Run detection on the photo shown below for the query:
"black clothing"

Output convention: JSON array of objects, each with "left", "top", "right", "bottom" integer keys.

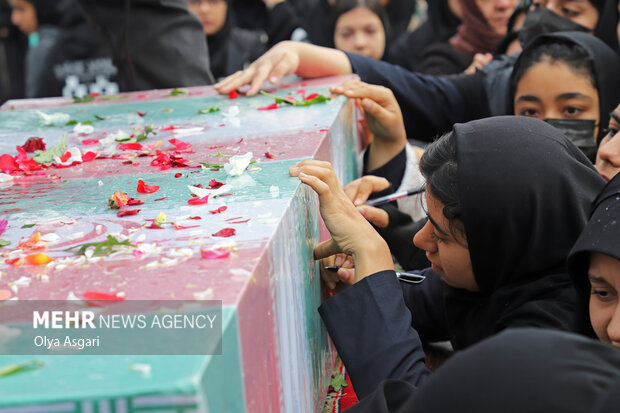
[
  {"left": 412, "top": 42, "right": 472, "bottom": 75},
  {"left": 34, "top": 0, "right": 119, "bottom": 98},
  {"left": 346, "top": 52, "right": 486, "bottom": 142},
  {"left": 207, "top": 8, "right": 267, "bottom": 80},
  {"left": 386, "top": 0, "right": 460, "bottom": 72},
  {"left": 510, "top": 31, "right": 620, "bottom": 146},
  {"left": 569, "top": 173, "right": 620, "bottom": 337},
  {"left": 0, "top": 1, "right": 27, "bottom": 103},
  {"left": 318, "top": 116, "right": 603, "bottom": 398},
  {"left": 77, "top": 0, "right": 214, "bottom": 91},
  {"left": 448, "top": 116, "right": 604, "bottom": 348},
  {"left": 348, "top": 328, "right": 620, "bottom": 413}
]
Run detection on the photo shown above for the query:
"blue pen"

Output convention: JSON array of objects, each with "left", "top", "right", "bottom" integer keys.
[{"left": 365, "top": 185, "right": 426, "bottom": 207}]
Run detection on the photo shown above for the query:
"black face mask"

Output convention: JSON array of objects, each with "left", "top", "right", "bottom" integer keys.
[
  {"left": 544, "top": 118, "right": 597, "bottom": 161},
  {"left": 519, "top": 9, "right": 591, "bottom": 47}
]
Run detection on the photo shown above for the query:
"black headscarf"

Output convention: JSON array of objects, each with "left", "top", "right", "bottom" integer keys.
[
  {"left": 593, "top": 0, "right": 620, "bottom": 52},
  {"left": 446, "top": 116, "right": 605, "bottom": 349},
  {"left": 568, "top": 173, "right": 620, "bottom": 337},
  {"left": 348, "top": 328, "right": 620, "bottom": 413},
  {"left": 510, "top": 31, "right": 620, "bottom": 145},
  {"left": 29, "top": 0, "right": 62, "bottom": 26}
]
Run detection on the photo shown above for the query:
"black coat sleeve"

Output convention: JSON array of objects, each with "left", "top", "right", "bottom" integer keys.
[
  {"left": 346, "top": 52, "right": 489, "bottom": 142},
  {"left": 318, "top": 270, "right": 435, "bottom": 399},
  {"left": 346, "top": 379, "right": 419, "bottom": 413}
]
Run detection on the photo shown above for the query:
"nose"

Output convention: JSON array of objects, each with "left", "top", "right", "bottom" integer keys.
[
  {"left": 597, "top": 132, "right": 620, "bottom": 166},
  {"left": 413, "top": 219, "right": 437, "bottom": 253},
  {"left": 607, "top": 304, "right": 620, "bottom": 346},
  {"left": 353, "top": 31, "right": 367, "bottom": 50},
  {"left": 494, "top": 0, "right": 512, "bottom": 9},
  {"left": 10, "top": 10, "right": 19, "bottom": 27}
]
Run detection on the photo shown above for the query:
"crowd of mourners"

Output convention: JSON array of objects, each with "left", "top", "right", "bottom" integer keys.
[{"left": 2, "top": 0, "right": 620, "bottom": 410}]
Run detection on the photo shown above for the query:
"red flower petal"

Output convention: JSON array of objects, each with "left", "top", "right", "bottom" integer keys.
[
  {"left": 60, "top": 151, "right": 72, "bottom": 163},
  {"left": 118, "top": 143, "right": 143, "bottom": 150},
  {"left": 137, "top": 110, "right": 147, "bottom": 117},
  {"left": 168, "top": 138, "right": 192, "bottom": 152},
  {"left": 212, "top": 228, "right": 236, "bottom": 237},
  {"left": 236, "top": 138, "right": 244, "bottom": 144},
  {"left": 189, "top": 216, "right": 202, "bottom": 220},
  {"left": 137, "top": 179, "right": 159, "bottom": 193},
  {"left": 188, "top": 195, "right": 209, "bottom": 205},
  {"left": 209, "top": 206, "right": 228, "bottom": 214},
  {"left": 82, "top": 139, "right": 99, "bottom": 146},
  {"left": 117, "top": 209, "right": 140, "bottom": 217},
  {"left": 171, "top": 223, "right": 200, "bottom": 230},
  {"left": 230, "top": 219, "right": 250, "bottom": 224},
  {"left": 265, "top": 152, "right": 274, "bottom": 159},
  {"left": 175, "top": 173, "right": 183, "bottom": 178},
  {"left": 127, "top": 199, "right": 144, "bottom": 206},
  {"left": 304, "top": 93, "right": 319, "bottom": 100},
  {"left": 228, "top": 90, "right": 238, "bottom": 99},
  {"left": 161, "top": 125, "right": 179, "bottom": 131},
  {"left": 81, "top": 152, "right": 97, "bottom": 162},
  {"left": 208, "top": 179, "right": 224, "bottom": 189},
  {"left": 83, "top": 291, "right": 125, "bottom": 306},
  {"left": 0, "top": 154, "right": 18, "bottom": 174},
  {"left": 154, "top": 197, "right": 167, "bottom": 201},
  {"left": 201, "top": 247, "right": 230, "bottom": 259},
  {"left": 258, "top": 103, "right": 279, "bottom": 111},
  {"left": 5, "top": 257, "right": 20, "bottom": 266}
]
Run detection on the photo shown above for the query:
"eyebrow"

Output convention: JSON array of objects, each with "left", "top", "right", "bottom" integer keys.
[
  {"left": 515, "top": 95, "right": 540, "bottom": 104},
  {"left": 426, "top": 213, "right": 450, "bottom": 237},
  {"left": 556, "top": 92, "right": 591, "bottom": 101},
  {"left": 589, "top": 275, "right": 612, "bottom": 286}
]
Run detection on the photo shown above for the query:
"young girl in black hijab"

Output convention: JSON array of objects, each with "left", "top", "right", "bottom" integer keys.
[
  {"left": 346, "top": 169, "right": 620, "bottom": 413},
  {"left": 289, "top": 116, "right": 605, "bottom": 399}
]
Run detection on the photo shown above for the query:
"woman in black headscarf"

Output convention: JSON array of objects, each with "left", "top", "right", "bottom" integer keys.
[
  {"left": 188, "top": 0, "right": 267, "bottom": 80},
  {"left": 289, "top": 116, "right": 605, "bottom": 399},
  {"left": 510, "top": 31, "right": 620, "bottom": 161},
  {"left": 569, "top": 173, "right": 620, "bottom": 341}
]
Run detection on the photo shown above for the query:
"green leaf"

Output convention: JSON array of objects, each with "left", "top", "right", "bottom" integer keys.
[
  {"left": 168, "top": 88, "right": 188, "bottom": 97},
  {"left": 94, "top": 114, "right": 105, "bottom": 121},
  {"left": 81, "top": 120, "right": 94, "bottom": 126},
  {"left": 0, "top": 361, "right": 44, "bottom": 378},
  {"left": 33, "top": 135, "right": 67, "bottom": 164},
  {"left": 65, "top": 120, "right": 78, "bottom": 126},
  {"left": 73, "top": 95, "right": 95, "bottom": 104},
  {"left": 117, "top": 125, "right": 156, "bottom": 143},
  {"left": 293, "top": 95, "right": 331, "bottom": 106},
  {"left": 0, "top": 239, "right": 10, "bottom": 247},
  {"left": 65, "top": 234, "right": 136, "bottom": 256},
  {"left": 199, "top": 162, "right": 224, "bottom": 169},
  {"left": 21, "top": 224, "right": 34, "bottom": 229},
  {"left": 330, "top": 373, "right": 348, "bottom": 392},
  {"left": 260, "top": 90, "right": 294, "bottom": 105},
  {"left": 210, "top": 149, "right": 232, "bottom": 158},
  {"left": 197, "top": 105, "right": 220, "bottom": 114}
]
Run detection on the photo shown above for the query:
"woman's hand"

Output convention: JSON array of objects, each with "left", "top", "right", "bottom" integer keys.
[
  {"left": 344, "top": 175, "right": 391, "bottom": 228},
  {"left": 330, "top": 80, "right": 406, "bottom": 145},
  {"left": 215, "top": 41, "right": 301, "bottom": 96},
  {"left": 290, "top": 160, "right": 393, "bottom": 280},
  {"left": 321, "top": 254, "right": 356, "bottom": 291},
  {"left": 215, "top": 41, "right": 352, "bottom": 96}
]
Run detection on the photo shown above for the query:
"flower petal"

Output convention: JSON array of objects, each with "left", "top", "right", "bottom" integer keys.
[
  {"left": 212, "top": 228, "right": 236, "bottom": 237},
  {"left": 201, "top": 247, "right": 230, "bottom": 259},
  {"left": 137, "top": 179, "right": 159, "bottom": 193}
]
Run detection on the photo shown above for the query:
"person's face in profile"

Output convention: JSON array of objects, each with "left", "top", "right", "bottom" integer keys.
[
  {"left": 596, "top": 104, "right": 620, "bottom": 182},
  {"left": 513, "top": 59, "right": 600, "bottom": 138},
  {"left": 188, "top": 0, "right": 228, "bottom": 36},
  {"left": 589, "top": 253, "right": 620, "bottom": 349},
  {"left": 413, "top": 190, "right": 478, "bottom": 292},
  {"left": 9, "top": 0, "right": 37, "bottom": 36},
  {"left": 333, "top": 6, "right": 386, "bottom": 60}
]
